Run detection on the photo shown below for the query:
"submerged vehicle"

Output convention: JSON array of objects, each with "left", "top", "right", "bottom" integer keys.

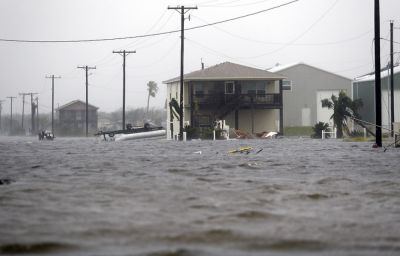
[
  {"left": 95, "top": 122, "right": 166, "bottom": 141},
  {"left": 38, "top": 130, "right": 55, "bottom": 141}
]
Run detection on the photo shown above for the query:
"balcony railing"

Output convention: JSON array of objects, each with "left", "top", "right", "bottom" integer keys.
[{"left": 191, "top": 93, "right": 281, "bottom": 107}]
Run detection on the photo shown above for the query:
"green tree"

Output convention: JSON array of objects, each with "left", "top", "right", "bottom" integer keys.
[
  {"left": 146, "top": 81, "right": 158, "bottom": 117},
  {"left": 321, "top": 90, "right": 363, "bottom": 138}
]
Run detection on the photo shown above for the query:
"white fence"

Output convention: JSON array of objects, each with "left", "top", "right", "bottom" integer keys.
[{"left": 322, "top": 128, "right": 337, "bottom": 139}]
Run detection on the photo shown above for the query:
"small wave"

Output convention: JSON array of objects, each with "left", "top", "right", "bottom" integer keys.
[
  {"left": 165, "top": 229, "right": 239, "bottom": 244},
  {"left": 238, "top": 162, "right": 261, "bottom": 170},
  {"left": 315, "top": 177, "right": 354, "bottom": 185},
  {"left": 260, "top": 184, "right": 289, "bottom": 194},
  {"left": 250, "top": 239, "right": 328, "bottom": 251},
  {"left": 143, "top": 248, "right": 199, "bottom": 256},
  {"left": 167, "top": 168, "right": 191, "bottom": 174},
  {"left": 234, "top": 210, "right": 281, "bottom": 220},
  {"left": 304, "top": 193, "right": 330, "bottom": 200},
  {"left": 0, "top": 242, "right": 75, "bottom": 254},
  {"left": 0, "top": 178, "right": 15, "bottom": 185}
]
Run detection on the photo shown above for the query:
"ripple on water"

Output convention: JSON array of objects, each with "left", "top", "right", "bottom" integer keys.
[
  {"left": 0, "top": 242, "right": 76, "bottom": 254},
  {"left": 143, "top": 248, "right": 199, "bottom": 256},
  {"left": 1, "top": 136, "right": 400, "bottom": 255}
]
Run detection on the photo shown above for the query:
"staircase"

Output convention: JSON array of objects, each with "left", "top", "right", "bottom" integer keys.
[{"left": 216, "top": 95, "right": 243, "bottom": 119}]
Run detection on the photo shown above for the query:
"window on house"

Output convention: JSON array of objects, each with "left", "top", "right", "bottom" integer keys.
[
  {"left": 76, "top": 111, "right": 82, "bottom": 121},
  {"left": 225, "top": 81, "right": 235, "bottom": 94},
  {"left": 282, "top": 80, "right": 292, "bottom": 91},
  {"left": 256, "top": 82, "right": 265, "bottom": 95},
  {"left": 194, "top": 84, "right": 204, "bottom": 98}
]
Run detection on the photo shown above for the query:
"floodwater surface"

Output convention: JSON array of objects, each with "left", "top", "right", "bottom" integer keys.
[{"left": 0, "top": 136, "right": 399, "bottom": 256}]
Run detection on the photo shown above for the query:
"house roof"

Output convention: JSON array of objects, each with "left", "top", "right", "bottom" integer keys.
[
  {"left": 57, "top": 100, "right": 99, "bottom": 111},
  {"left": 353, "top": 64, "right": 400, "bottom": 82},
  {"left": 163, "top": 61, "right": 285, "bottom": 84},
  {"left": 267, "top": 62, "right": 352, "bottom": 81},
  {"left": 267, "top": 62, "right": 303, "bottom": 73}
]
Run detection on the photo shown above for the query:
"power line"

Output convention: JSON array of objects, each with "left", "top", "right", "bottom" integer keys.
[
  {"left": 236, "top": 0, "right": 339, "bottom": 59},
  {"left": 201, "top": 0, "right": 279, "bottom": 8},
  {"left": 381, "top": 37, "right": 400, "bottom": 45},
  {"left": 192, "top": 13, "right": 372, "bottom": 47},
  {"left": 0, "top": 0, "right": 299, "bottom": 43}
]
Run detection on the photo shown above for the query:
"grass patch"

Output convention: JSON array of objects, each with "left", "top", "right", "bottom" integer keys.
[
  {"left": 343, "top": 136, "right": 371, "bottom": 142},
  {"left": 284, "top": 126, "right": 313, "bottom": 136}
]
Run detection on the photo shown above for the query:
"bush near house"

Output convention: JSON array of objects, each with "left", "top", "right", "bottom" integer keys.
[{"left": 311, "top": 122, "right": 330, "bottom": 138}]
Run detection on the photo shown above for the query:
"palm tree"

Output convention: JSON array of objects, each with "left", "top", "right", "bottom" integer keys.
[
  {"left": 146, "top": 81, "right": 158, "bottom": 117},
  {"left": 321, "top": 90, "right": 363, "bottom": 138}
]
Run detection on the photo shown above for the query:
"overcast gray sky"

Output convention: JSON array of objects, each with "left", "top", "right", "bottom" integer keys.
[{"left": 0, "top": 0, "right": 399, "bottom": 114}]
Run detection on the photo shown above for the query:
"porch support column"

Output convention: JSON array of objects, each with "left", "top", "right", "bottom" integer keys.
[
  {"left": 189, "top": 82, "right": 193, "bottom": 128},
  {"left": 235, "top": 110, "right": 239, "bottom": 130},
  {"left": 279, "top": 79, "right": 284, "bottom": 135},
  {"left": 251, "top": 96, "right": 254, "bottom": 134}
]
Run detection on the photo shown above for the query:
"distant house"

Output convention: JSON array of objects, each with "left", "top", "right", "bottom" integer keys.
[
  {"left": 57, "top": 100, "right": 99, "bottom": 136},
  {"left": 353, "top": 65, "right": 400, "bottom": 132},
  {"left": 163, "top": 62, "right": 285, "bottom": 138},
  {"left": 268, "top": 62, "right": 352, "bottom": 128}
]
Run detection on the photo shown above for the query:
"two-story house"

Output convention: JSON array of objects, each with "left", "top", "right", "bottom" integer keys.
[
  {"left": 163, "top": 62, "right": 285, "bottom": 139},
  {"left": 57, "top": 100, "right": 98, "bottom": 136}
]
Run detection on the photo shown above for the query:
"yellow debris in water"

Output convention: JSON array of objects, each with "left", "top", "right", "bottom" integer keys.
[{"left": 228, "top": 146, "right": 253, "bottom": 154}]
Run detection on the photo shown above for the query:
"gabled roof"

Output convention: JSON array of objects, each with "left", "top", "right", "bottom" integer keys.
[
  {"left": 57, "top": 100, "right": 99, "bottom": 111},
  {"left": 163, "top": 61, "right": 285, "bottom": 84},
  {"left": 267, "top": 62, "right": 351, "bottom": 81},
  {"left": 354, "top": 64, "right": 400, "bottom": 82}
]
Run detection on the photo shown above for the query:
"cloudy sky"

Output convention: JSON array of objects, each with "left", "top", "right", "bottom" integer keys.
[{"left": 0, "top": 0, "right": 399, "bottom": 114}]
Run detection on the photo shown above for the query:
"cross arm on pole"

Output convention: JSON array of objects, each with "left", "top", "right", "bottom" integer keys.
[{"left": 113, "top": 50, "right": 136, "bottom": 57}]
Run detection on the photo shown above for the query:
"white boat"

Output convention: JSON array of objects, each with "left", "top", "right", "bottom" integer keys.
[
  {"left": 95, "top": 122, "right": 166, "bottom": 141},
  {"left": 115, "top": 130, "right": 166, "bottom": 141}
]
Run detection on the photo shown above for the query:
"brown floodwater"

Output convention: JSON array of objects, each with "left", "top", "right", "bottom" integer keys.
[{"left": 0, "top": 136, "right": 399, "bottom": 255}]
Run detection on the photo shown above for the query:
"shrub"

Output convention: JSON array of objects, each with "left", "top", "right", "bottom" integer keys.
[{"left": 312, "top": 122, "right": 330, "bottom": 138}]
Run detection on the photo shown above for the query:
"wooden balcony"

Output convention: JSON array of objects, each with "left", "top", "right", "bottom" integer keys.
[{"left": 190, "top": 93, "right": 282, "bottom": 109}]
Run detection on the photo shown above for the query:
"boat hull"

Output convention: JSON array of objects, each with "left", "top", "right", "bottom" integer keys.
[{"left": 115, "top": 130, "right": 166, "bottom": 141}]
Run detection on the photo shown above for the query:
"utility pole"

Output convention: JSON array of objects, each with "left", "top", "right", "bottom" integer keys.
[
  {"left": 18, "top": 93, "right": 28, "bottom": 131},
  {"left": 374, "top": 0, "right": 382, "bottom": 147},
  {"left": 0, "top": 100, "right": 4, "bottom": 133},
  {"left": 46, "top": 75, "right": 61, "bottom": 135},
  {"left": 36, "top": 97, "right": 39, "bottom": 132},
  {"left": 390, "top": 20, "right": 395, "bottom": 137},
  {"left": 113, "top": 50, "right": 136, "bottom": 130},
  {"left": 19, "top": 93, "right": 38, "bottom": 134},
  {"left": 168, "top": 5, "right": 197, "bottom": 140},
  {"left": 7, "top": 96, "right": 16, "bottom": 134},
  {"left": 77, "top": 65, "right": 96, "bottom": 137},
  {"left": 27, "top": 93, "right": 38, "bottom": 135}
]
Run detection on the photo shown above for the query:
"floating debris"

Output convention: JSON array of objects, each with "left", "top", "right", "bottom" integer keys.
[{"left": 228, "top": 146, "right": 253, "bottom": 154}]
